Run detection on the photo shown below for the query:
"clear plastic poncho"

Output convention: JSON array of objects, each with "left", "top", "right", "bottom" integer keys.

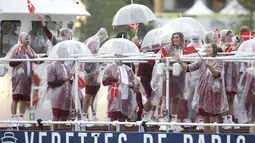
[
  {"left": 59, "top": 28, "right": 73, "bottom": 41},
  {"left": 101, "top": 62, "right": 137, "bottom": 120},
  {"left": 187, "top": 33, "right": 203, "bottom": 49},
  {"left": 37, "top": 40, "right": 92, "bottom": 113},
  {"left": 237, "top": 64, "right": 255, "bottom": 123},
  {"left": 150, "top": 45, "right": 186, "bottom": 107},
  {"left": 83, "top": 28, "right": 108, "bottom": 85},
  {"left": 190, "top": 59, "right": 229, "bottom": 114},
  {"left": 84, "top": 28, "right": 108, "bottom": 54},
  {"left": 5, "top": 32, "right": 38, "bottom": 96}
]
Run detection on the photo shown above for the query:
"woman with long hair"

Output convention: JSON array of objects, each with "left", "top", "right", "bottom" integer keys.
[{"left": 172, "top": 43, "right": 228, "bottom": 133}]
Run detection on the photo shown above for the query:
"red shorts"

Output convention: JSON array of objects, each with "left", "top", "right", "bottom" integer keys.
[
  {"left": 86, "top": 85, "right": 100, "bottom": 95},
  {"left": 108, "top": 112, "right": 127, "bottom": 120},
  {"left": 197, "top": 108, "right": 219, "bottom": 117},
  {"left": 52, "top": 108, "right": 69, "bottom": 118},
  {"left": 12, "top": 94, "right": 30, "bottom": 101}
]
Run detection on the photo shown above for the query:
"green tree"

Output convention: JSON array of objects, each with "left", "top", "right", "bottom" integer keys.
[
  {"left": 228, "top": 0, "right": 254, "bottom": 34},
  {"left": 238, "top": 0, "right": 255, "bottom": 29},
  {"left": 76, "top": 0, "right": 156, "bottom": 41}
]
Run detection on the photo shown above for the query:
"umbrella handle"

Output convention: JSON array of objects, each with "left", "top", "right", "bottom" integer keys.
[{"left": 135, "top": 26, "right": 139, "bottom": 37}]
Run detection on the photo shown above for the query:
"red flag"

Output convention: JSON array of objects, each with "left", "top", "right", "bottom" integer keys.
[
  {"left": 73, "top": 74, "right": 85, "bottom": 88},
  {"left": 14, "top": 40, "right": 24, "bottom": 54},
  {"left": 27, "top": 0, "right": 35, "bottom": 14},
  {"left": 183, "top": 46, "right": 197, "bottom": 55},
  {"left": 241, "top": 32, "right": 255, "bottom": 41},
  {"left": 161, "top": 47, "right": 168, "bottom": 58},
  {"left": 111, "top": 83, "right": 119, "bottom": 97},
  {"left": 128, "top": 23, "right": 139, "bottom": 30},
  {"left": 215, "top": 28, "right": 220, "bottom": 39}
]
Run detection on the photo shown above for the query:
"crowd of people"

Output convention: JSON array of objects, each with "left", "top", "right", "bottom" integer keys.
[{"left": 2, "top": 17, "right": 255, "bottom": 134}]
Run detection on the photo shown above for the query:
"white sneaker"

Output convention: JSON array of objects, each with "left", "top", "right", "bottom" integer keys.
[
  {"left": 10, "top": 116, "right": 19, "bottom": 127},
  {"left": 142, "top": 111, "right": 151, "bottom": 121},
  {"left": 196, "top": 119, "right": 204, "bottom": 131},
  {"left": 159, "top": 125, "right": 167, "bottom": 131},
  {"left": 173, "top": 125, "right": 184, "bottom": 133},
  {"left": 222, "top": 118, "right": 231, "bottom": 129},
  {"left": 82, "top": 116, "right": 93, "bottom": 127},
  {"left": 228, "top": 118, "right": 240, "bottom": 129},
  {"left": 183, "top": 119, "right": 192, "bottom": 127},
  {"left": 158, "top": 116, "right": 173, "bottom": 131},
  {"left": 18, "top": 117, "right": 31, "bottom": 128},
  {"left": 92, "top": 114, "right": 98, "bottom": 121},
  {"left": 125, "top": 120, "right": 133, "bottom": 127}
]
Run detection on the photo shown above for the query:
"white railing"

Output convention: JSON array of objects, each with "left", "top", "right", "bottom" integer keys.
[
  {"left": 1, "top": 53, "right": 255, "bottom": 131},
  {"left": 3, "top": 120, "right": 255, "bottom": 127}
]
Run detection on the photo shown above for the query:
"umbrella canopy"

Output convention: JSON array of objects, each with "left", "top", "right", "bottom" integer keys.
[
  {"left": 98, "top": 38, "right": 140, "bottom": 55},
  {"left": 48, "top": 40, "right": 93, "bottom": 58},
  {"left": 141, "top": 27, "right": 175, "bottom": 51},
  {"left": 237, "top": 39, "right": 255, "bottom": 54},
  {"left": 112, "top": 4, "right": 157, "bottom": 26},
  {"left": 185, "top": 0, "right": 214, "bottom": 15},
  {"left": 163, "top": 17, "right": 206, "bottom": 40},
  {"left": 220, "top": 0, "right": 249, "bottom": 15}
]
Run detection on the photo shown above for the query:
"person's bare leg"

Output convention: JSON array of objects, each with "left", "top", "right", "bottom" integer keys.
[
  {"left": 11, "top": 101, "right": 18, "bottom": 115},
  {"left": 210, "top": 116, "right": 219, "bottom": 134},
  {"left": 143, "top": 98, "right": 152, "bottom": 112},
  {"left": 59, "top": 116, "right": 68, "bottom": 129},
  {"left": 227, "top": 95, "right": 234, "bottom": 116},
  {"left": 52, "top": 116, "right": 59, "bottom": 130},
  {"left": 110, "top": 117, "right": 117, "bottom": 131},
  {"left": 89, "top": 94, "right": 96, "bottom": 113},
  {"left": 170, "top": 97, "right": 178, "bottom": 117},
  {"left": 83, "top": 94, "right": 92, "bottom": 118},
  {"left": 19, "top": 101, "right": 27, "bottom": 115},
  {"left": 203, "top": 116, "right": 210, "bottom": 133}
]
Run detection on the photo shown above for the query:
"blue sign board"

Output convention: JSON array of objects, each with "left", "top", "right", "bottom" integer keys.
[{"left": 0, "top": 130, "right": 253, "bottom": 143}]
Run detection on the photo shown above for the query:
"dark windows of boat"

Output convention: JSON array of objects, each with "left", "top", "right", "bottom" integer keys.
[{"left": 0, "top": 20, "right": 21, "bottom": 57}]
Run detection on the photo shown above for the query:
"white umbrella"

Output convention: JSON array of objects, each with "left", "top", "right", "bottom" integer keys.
[
  {"left": 112, "top": 3, "right": 157, "bottom": 26},
  {"left": 98, "top": 38, "right": 140, "bottom": 55},
  {"left": 141, "top": 27, "right": 175, "bottom": 51},
  {"left": 163, "top": 17, "right": 206, "bottom": 40},
  {"left": 48, "top": 40, "right": 93, "bottom": 58},
  {"left": 237, "top": 39, "right": 255, "bottom": 54}
]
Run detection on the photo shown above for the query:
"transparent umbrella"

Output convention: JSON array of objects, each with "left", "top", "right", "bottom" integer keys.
[
  {"left": 98, "top": 38, "right": 140, "bottom": 56},
  {"left": 163, "top": 17, "right": 206, "bottom": 40},
  {"left": 237, "top": 39, "right": 255, "bottom": 54},
  {"left": 112, "top": 3, "right": 157, "bottom": 26},
  {"left": 141, "top": 27, "right": 175, "bottom": 51},
  {"left": 48, "top": 40, "right": 93, "bottom": 58}
]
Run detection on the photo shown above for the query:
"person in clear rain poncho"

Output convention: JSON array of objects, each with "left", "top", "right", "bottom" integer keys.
[
  {"left": 47, "top": 47, "right": 73, "bottom": 130},
  {"left": 238, "top": 62, "right": 255, "bottom": 134},
  {"left": 6, "top": 32, "right": 38, "bottom": 125},
  {"left": 172, "top": 43, "right": 228, "bottom": 133},
  {"left": 82, "top": 28, "right": 108, "bottom": 121},
  {"left": 38, "top": 15, "right": 72, "bottom": 46},
  {"left": 101, "top": 54, "right": 137, "bottom": 124},
  {"left": 29, "top": 21, "right": 48, "bottom": 54},
  {"left": 151, "top": 32, "right": 186, "bottom": 132}
]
